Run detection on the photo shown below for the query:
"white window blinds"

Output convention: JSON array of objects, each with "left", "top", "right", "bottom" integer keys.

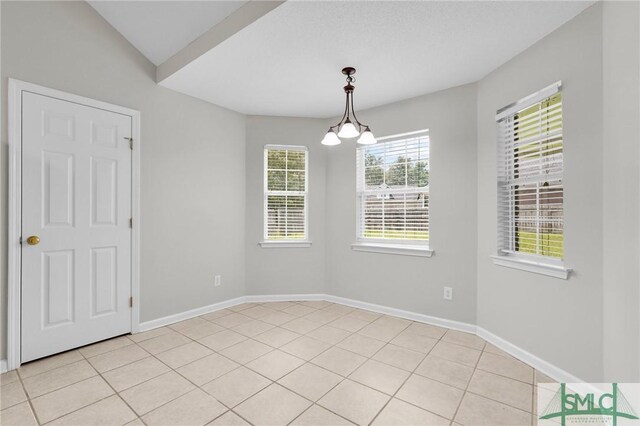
[
  {"left": 496, "top": 82, "right": 564, "bottom": 260},
  {"left": 264, "top": 145, "right": 308, "bottom": 241},
  {"left": 356, "top": 130, "right": 429, "bottom": 244}
]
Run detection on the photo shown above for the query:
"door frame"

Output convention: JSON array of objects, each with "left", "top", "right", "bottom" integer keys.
[{"left": 7, "top": 79, "right": 142, "bottom": 371}]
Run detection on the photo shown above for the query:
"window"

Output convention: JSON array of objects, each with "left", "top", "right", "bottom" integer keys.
[
  {"left": 354, "top": 130, "right": 430, "bottom": 255},
  {"left": 262, "top": 145, "right": 309, "bottom": 246},
  {"left": 495, "top": 82, "right": 567, "bottom": 276}
]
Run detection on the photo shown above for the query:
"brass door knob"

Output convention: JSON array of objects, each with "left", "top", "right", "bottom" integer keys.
[{"left": 26, "top": 236, "right": 40, "bottom": 245}]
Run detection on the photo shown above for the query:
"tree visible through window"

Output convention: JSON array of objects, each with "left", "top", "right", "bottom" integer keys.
[
  {"left": 356, "top": 131, "right": 429, "bottom": 243},
  {"left": 264, "top": 146, "right": 308, "bottom": 241}
]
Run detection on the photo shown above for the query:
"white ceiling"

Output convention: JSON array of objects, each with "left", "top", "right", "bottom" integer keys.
[
  {"left": 92, "top": 1, "right": 594, "bottom": 118},
  {"left": 88, "top": 1, "right": 248, "bottom": 65},
  {"left": 159, "top": 1, "right": 593, "bottom": 117}
]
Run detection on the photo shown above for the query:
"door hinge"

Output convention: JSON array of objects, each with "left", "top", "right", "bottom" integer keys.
[
  {"left": 129, "top": 297, "right": 133, "bottom": 308},
  {"left": 124, "top": 137, "right": 133, "bottom": 150},
  {"left": 19, "top": 236, "right": 22, "bottom": 245},
  {"left": 129, "top": 218, "right": 133, "bottom": 228}
]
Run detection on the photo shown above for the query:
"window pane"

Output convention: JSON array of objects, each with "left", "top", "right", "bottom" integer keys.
[
  {"left": 266, "top": 195, "right": 306, "bottom": 240},
  {"left": 265, "top": 147, "right": 307, "bottom": 241},
  {"left": 499, "top": 91, "right": 563, "bottom": 260},
  {"left": 407, "top": 161, "right": 429, "bottom": 187},
  {"left": 365, "top": 152, "right": 385, "bottom": 188},
  {"left": 268, "top": 150, "right": 287, "bottom": 169},
  {"left": 361, "top": 192, "right": 429, "bottom": 241},
  {"left": 357, "top": 132, "right": 430, "bottom": 243},
  {"left": 285, "top": 196, "right": 305, "bottom": 238},
  {"left": 405, "top": 138, "right": 427, "bottom": 163},
  {"left": 365, "top": 166, "right": 384, "bottom": 187},
  {"left": 385, "top": 162, "right": 407, "bottom": 187},
  {"left": 267, "top": 170, "right": 286, "bottom": 191},
  {"left": 287, "top": 151, "right": 305, "bottom": 170},
  {"left": 512, "top": 181, "right": 563, "bottom": 258},
  {"left": 266, "top": 195, "right": 286, "bottom": 239},
  {"left": 539, "top": 181, "right": 563, "bottom": 258},
  {"left": 287, "top": 170, "right": 305, "bottom": 191},
  {"left": 362, "top": 195, "right": 383, "bottom": 237}
]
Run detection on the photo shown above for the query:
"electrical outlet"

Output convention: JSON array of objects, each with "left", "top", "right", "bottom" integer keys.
[
  {"left": 214, "top": 275, "right": 222, "bottom": 287},
  {"left": 443, "top": 286, "right": 453, "bottom": 301}
]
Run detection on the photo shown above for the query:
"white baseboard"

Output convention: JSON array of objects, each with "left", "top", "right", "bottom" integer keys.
[
  {"left": 135, "top": 292, "right": 583, "bottom": 384},
  {"left": 245, "top": 293, "right": 326, "bottom": 303},
  {"left": 324, "top": 294, "right": 477, "bottom": 334},
  {"left": 476, "top": 327, "right": 585, "bottom": 384},
  {"left": 137, "top": 294, "right": 325, "bottom": 332},
  {"left": 138, "top": 296, "right": 246, "bottom": 332},
  {"left": 1, "top": 359, "right": 7, "bottom": 373}
]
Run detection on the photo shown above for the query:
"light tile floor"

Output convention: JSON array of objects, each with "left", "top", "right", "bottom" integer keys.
[{"left": 0, "top": 301, "right": 554, "bottom": 425}]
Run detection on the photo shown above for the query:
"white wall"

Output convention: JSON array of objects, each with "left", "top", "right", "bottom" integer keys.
[
  {"left": 476, "top": 4, "right": 605, "bottom": 381},
  {"left": 325, "top": 84, "right": 478, "bottom": 325},
  {"left": 245, "top": 116, "right": 327, "bottom": 295},
  {"left": 602, "top": 1, "right": 640, "bottom": 381},
  {"left": 0, "top": 1, "right": 247, "bottom": 358}
]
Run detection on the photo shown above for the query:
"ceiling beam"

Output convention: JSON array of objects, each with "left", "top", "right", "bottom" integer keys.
[{"left": 156, "top": 0, "right": 284, "bottom": 83}]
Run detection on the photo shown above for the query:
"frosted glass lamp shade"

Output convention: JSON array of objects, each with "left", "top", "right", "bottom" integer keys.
[
  {"left": 337, "top": 121, "right": 360, "bottom": 138},
  {"left": 357, "top": 128, "right": 377, "bottom": 145},
  {"left": 321, "top": 130, "right": 341, "bottom": 146}
]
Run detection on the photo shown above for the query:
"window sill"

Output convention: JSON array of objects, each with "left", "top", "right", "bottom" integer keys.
[
  {"left": 259, "top": 241, "right": 312, "bottom": 248},
  {"left": 491, "top": 255, "right": 571, "bottom": 279},
  {"left": 351, "top": 242, "right": 434, "bottom": 257}
]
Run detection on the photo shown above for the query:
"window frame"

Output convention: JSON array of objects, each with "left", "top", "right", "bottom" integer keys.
[
  {"left": 353, "top": 130, "right": 433, "bottom": 257},
  {"left": 261, "top": 144, "right": 311, "bottom": 248},
  {"left": 493, "top": 82, "right": 571, "bottom": 278}
]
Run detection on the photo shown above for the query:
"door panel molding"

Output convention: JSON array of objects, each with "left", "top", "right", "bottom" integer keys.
[{"left": 7, "top": 79, "right": 141, "bottom": 371}]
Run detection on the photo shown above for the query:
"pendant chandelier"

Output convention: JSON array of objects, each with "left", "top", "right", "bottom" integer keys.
[{"left": 321, "top": 67, "right": 377, "bottom": 146}]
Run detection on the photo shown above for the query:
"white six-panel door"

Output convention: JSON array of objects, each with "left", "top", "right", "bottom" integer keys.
[{"left": 21, "top": 92, "right": 132, "bottom": 362}]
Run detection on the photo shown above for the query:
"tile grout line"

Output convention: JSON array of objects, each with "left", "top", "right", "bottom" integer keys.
[
  {"left": 16, "top": 334, "right": 141, "bottom": 394},
  {"left": 76, "top": 346, "right": 150, "bottom": 426},
  {"left": 31, "top": 342, "right": 146, "bottom": 390},
  {"left": 4, "top": 302, "right": 374, "bottom": 425},
  {"left": 123, "top": 302, "right": 334, "bottom": 424},
  {"left": 191, "top": 302, "right": 352, "bottom": 425},
  {"left": 291, "top": 313, "right": 446, "bottom": 425},
  {"left": 15, "top": 367, "right": 43, "bottom": 426},
  {"left": 17, "top": 349, "right": 94, "bottom": 382},
  {"left": 204, "top": 303, "right": 392, "bottom": 425},
  {"left": 365, "top": 324, "right": 437, "bottom": 425},
  {"left": 140, "top": 350, "right": 243, "bottom": 421},
  {"left": 311, "top": 317, "right": 480, "bottom": 424},
  {"left": 25, "top": 305, "right": 440, "bottom": 421},
  {"left": 20, "top": 330, "right": 219, "bottom": 424},
  {"left": 6, "top": 301, "right": 538, "bottom": 426},
  {"left": 33, "top": 380, "right": 120, "bottom": 425},
  {"left": 283, "top": 303, "right": 377, "bottom": 424},
  {"left": 33, "top": 346, "right": 148, "bottom": 425},
  {"left": 283, "top": 321, "right": 366, "bottom": 425},
  {"left": 181, "top": 312, "right": 301, "bottom": 426},
  {"left": 107, "top": 337, "right": 251, "bottom": 425},
  {"left": 464, "top": 345, "right": 536, "bottom": 414},
  {"left": 449, "top": 337, "right": 486, "bottom": 425},
  {"left": 18, "top": 313, "right": 414, "bottom": 402},
  {"left": 448, "top": 342, "right": 536, "bottom": 424},
  {"left": 219, "top": 304, "right": 357, "bottom": 417}
]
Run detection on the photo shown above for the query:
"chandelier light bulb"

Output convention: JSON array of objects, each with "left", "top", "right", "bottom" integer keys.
[
  {"left": 338, "top": 120, "right": 360, "bottom": 138},
  {"left": 321, "top": 130, "right": 341, "bottom": 146},
  {"left": 357, "top": 127, "right": 377, "bottom": 145}
]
